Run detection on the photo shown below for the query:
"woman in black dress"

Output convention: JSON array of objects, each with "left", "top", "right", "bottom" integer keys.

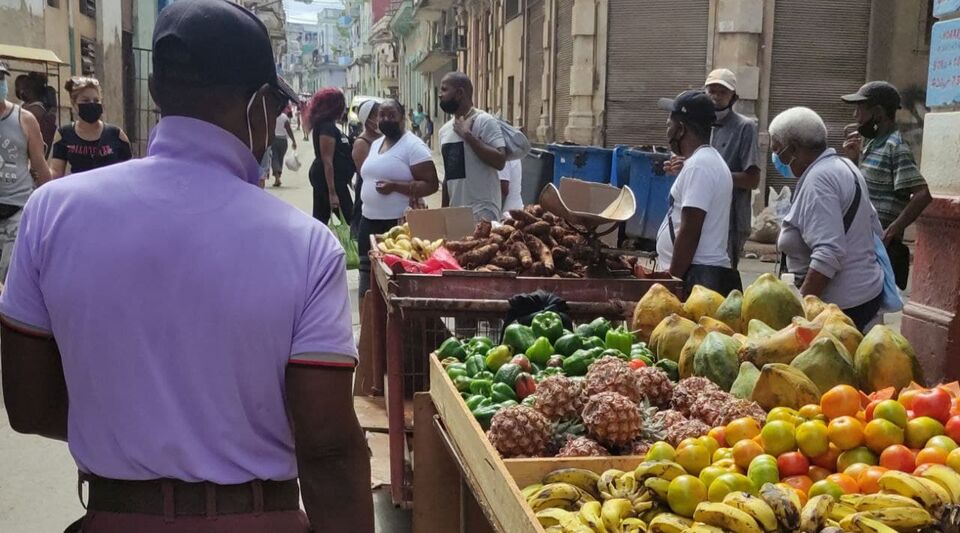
[
  {"left": 50, "top": 77, "right": 131, "bottom": 177},
  {"left": 307, "top": 88, "right": 354, "bottom": 224}
]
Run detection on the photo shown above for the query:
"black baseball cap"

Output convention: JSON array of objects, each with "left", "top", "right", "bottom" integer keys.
[
  {"left": 152, "top": 0, "right": 296, "bottom": 102},
  {"left": 841, "top": 81, "right": 901, "bottom": 110},
  {"left": 658, "top": 90, "right": 717, "bottom": 127}
]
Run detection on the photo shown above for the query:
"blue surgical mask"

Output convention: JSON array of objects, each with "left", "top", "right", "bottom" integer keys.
[
  {"left": 772, "top": 149, "right": 794, "bottom": 179},
  {"left": 0, "top": 79, "right": 7, "bottom": 102}
]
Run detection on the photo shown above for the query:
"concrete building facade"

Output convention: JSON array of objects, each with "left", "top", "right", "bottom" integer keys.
[{"left": 283, "top": 10, "right": 351, "bottom": 98}]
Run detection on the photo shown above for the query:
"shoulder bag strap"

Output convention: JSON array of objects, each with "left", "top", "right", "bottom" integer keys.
[{"left": 837, "top": 158, "right": 862, "bottom": 234}]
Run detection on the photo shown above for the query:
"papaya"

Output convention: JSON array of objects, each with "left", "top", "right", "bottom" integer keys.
[
  {"left": 683, "top": 285, "right": 726, "bottom": 322},
  {"left": 803, "top": 295, "right": 828, "bottom": 321},
  {"left": 692, "top": 332, "right": 742, "bottom": 391},
  {"left": 814, "top": 315, "right": 863, "bottom": 357},
  {"left": 730, "top": 361, "right": 761, "bottom": 399},
  {"left": 855, "top": 325, "right": 925, "bottom": 392},
  {"left": 810, "top": 304, "right": 856, "bottom": 329},
  {"left": 747, "top": 319, "right": 776, "bottom": 339},
  {"left": 713, "top": 289, "right": 744, "bottom": 333},
  {"left": 699, "top": 316, "right": 736, "bottom": 337},
  {"left": 738, "top": 317, "right": 822, "bottom": 367},
  {"left": 751, "top": 363, "right": 821, "bottom": 411},
  {"left": 649, "top": 314, "right": 697, "bottom": 363},
  {"left": 632, "top": 283, "right": 686, "bottom": 343},
  {"left": 741, "top": 273, "right": 805, "bottom": 330},
  {"left": 790, "top": 335, "right": 859, "bottom": 391},
  {"left": 678, "top": 326, "right": 708, "bottom": 379},
  {"left": 732, "top": 333, "right": 749, "bottom": 345}
]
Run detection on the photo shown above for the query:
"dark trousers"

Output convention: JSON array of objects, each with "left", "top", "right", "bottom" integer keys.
[
  {"left": 682, "top": 264, "right": 743, "bottom": 299},
  {"left": 886, "top": 237, "right": 910, "bottom": 290},
  {"left": 358, "top": 216, "right": 399, "bottom": 300},
  {"left": 309, "top": 161, "right": 354, "bottom": 225},
  {"left": 843, "top": 290, "right": 884, "bottom": 333}
]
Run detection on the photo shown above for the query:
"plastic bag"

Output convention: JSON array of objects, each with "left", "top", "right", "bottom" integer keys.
[
  {"left": 770, "top": 186, "right": 793, "bottom": 221},
  {"left": 874, "top": 235, "right": 904, "bottom": 313},
  {"left": 284, "top": 151, "right": 301, "bottom": 171},
  {"left": 329, "top": 212, "right": 359, "bottom": 270}
]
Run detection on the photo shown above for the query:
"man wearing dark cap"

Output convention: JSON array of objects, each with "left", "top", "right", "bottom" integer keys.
[
  {"left": 0, "top": 1, "right": 373, "bottom": 531},
  {"left": 656, "top": 90, "right": 741, "bottom": 296},
  {"left": 842, "top": 81, "right": 931, "bottom": 289}
]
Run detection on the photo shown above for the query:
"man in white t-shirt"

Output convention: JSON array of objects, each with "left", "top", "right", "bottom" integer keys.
[
  {"left": 271, "top": 108, "right": 297, "bottom": 187},
  {"left": 499, "top": 158, "right": 523, "bottom": 215},
  {"left": 656, "top": 90, "right": 740, "bottom": 296}
]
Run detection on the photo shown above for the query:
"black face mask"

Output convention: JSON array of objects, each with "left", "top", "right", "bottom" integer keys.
[
  {"left": 439, "top": 98, "right": 460, "bottom": 114},
  {"left": 78, "top": 102, "right": 103, "bottom": 123},
  {"left": 668, "top": 124, "right": 684, "bottom": 155},
  {"left": 379, "top": 120, "right": 402, "bottom": 139},
  {"left": 858, "top": 114, "right": 880, "bottom": 138}
]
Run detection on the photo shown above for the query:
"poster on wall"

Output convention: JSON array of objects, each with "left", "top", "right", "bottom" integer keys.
[{"left": 927, "top": 18, "right": 960, "bottom": 107}]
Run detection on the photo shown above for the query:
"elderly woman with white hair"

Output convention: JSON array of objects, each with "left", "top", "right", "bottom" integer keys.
[{"left": 771, "top": 107, "right": 884, "bottom": 332}]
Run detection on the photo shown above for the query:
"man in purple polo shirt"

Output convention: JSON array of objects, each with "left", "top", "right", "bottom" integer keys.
[{"left": 0, "top": 1, "right": 374, "bottom": 531}]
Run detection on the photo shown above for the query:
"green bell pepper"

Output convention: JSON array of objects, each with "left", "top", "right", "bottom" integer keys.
[
  {"left": 491, "top": 382, "right": 518, "bottom": 403},
  {"left": 473, "top": 403, "right": 502, "bottom": 430},
  {"left": 632, "top": 353, "right": 654, "bottom": 366},
  {"left": 562, "top": 347, "right": 604, "bottom": 376},
  {"left": 531, "top": 311, "right": 564, "bottom": 343},
  {"left": 631, "top": 342, "right": 656, "bottom": 361},
  {"left": 655, "top": 359, "right": 680, "bottom": 381},
  {"left": 600, "top": 348, "right": 629, "bottom": 361},
  {"left": 466, "top": 336, "right": 495, "bottom": 356},
  {"left": 554, "top": 333, "right": 583, "bottom": 357},
  {"left": 465, "top": 394, "right": 489, "bottom": 411},
  {"left": 605, "top": 325, "right": 634, "bottom": 356},
  {"left": 588, "top": 317, "right": 612, "bottom": 340},
  {"left": 446, "top": 363, "right": 468, "bottom": 381},
  {"left": 498, "top": 400, "right": 518, "bottom": 409},
  {"left": 474, "top": 370, "right": 495, "bottom": 381},
  {"left": 453, "top": 375, "right": 473, "bottom": 392},
  {"left": 440, "top": 357, "right": 461, "bottom": 370},
  {"left": 503, "top": 323, "right": 537, "bottom": 354},
  {"left": 574, "top": 323, "right": 594, "bottom": 338},
  {"left": 524, "top": 336, "right": 554, "bottom": 367},
  {"left": 465, "top": 353, "right": 486, "bottom": 377},
  {"left": 484, "top": 345, "right": 513, "bottom": 372},
  {"left": 582, "top": 336, "right": 605, "bottom": 350},
  {"left": 468, "top": 378, "right": 494, "bottom": 397},
  {"left": 437, "top": 337, "right": 468, "bottom": 361},
  {"left": 521, "top": 394, "right": 538, "bottom": 408}
]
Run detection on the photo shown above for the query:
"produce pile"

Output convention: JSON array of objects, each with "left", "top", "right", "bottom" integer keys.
[
  {"left": 520, "top": 381, "right": 960, "bottom": 533},
  {"left": 374, "top": 223, "right": 444, "bottom": 262}
]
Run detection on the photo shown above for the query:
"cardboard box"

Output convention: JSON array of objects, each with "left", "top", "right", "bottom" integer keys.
[
  {"left": 406, "top": 207, "right": 476, "bottom": 241},
  {"left": 540, "top": 178, "right": 637, "bottom": 247}
]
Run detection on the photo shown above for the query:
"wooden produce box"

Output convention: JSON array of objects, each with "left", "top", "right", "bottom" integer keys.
[{"left": 426, "top": 355, "right": 647, "bottom": 533}]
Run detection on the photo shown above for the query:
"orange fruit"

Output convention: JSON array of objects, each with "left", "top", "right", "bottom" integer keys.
[
  {"left": 698, "top": 436, "right": 721, "bottom": 456},
  {"left": 843, "top": 462, "right": 870, "bottom": 482},
  {"left": 767, "top": 407, "right": 803, "bottom": 426},
  {"left": 667, "top": 475, "right": 707, "bottom": 518},
  {"left": 821, "top": 385, "right": 861, "bottom": 420},
  {"left": 799, "top": 404, "right": 822, "bottom": 420},
  {"left": 828, "top": 416, "right": 865, "bottom": 450},
  {"left": 808, "top": 465, "right": 832, "bottom": 482},
  {"left": 761, "top": 420, "right": 797, "bottom": 456},
  {"left": 677, "top": 437, "right": 700, "bottom": 450},
  {"left": 836, "top": 446, "right": 879, "bottom": 471},
  {"left": 905, "top": 417, "right": 946, "bottom": 449},
  {"left": 709, "top": 426, "right": 727, "bottom": 447},
  {"left": 725, "top": 417, "right": 762, "bottom": 445},
  {"left": 826, "top": 473, "right": 859, "bottom": 494},
  {"left": 809, "top": 479, "right": 844, "bottom": 500},
  {"left": 874, "top": 399, "right": 909, "bottom": 428},
  {"left": 732, "top": 439, "right": 765, "bottom": 470},
  {"left": 857, "top": 466, "right": 888, "bottom": 494},
  {"left": 879, "top": 444, "right": 916, "bottom": 472},
  {"left": 927, "top": 435, "right": 959, "bottom": 452},
  {"left": 712, "top": 447, "right": 734, "bottom": 463},
  {"left": 811, "top": 443, "right": 842, "bottom": 471},
  {"left": 863, "top": 418, "right": 905, "bottom": 453},
  {"left": 947, "top": 448, "right": 960, "bottom": 472},
  {"left": 796, "top": 420, "right": 830, "bottom": 459},
  {"left": 676, "top": 443, "right": 711, "bottom": 475},
  {"left": 782, "top": 475, "right": 813, "bottom": 495},
  {"left": 916, "top": 446, "right": 949, "bottom": 466}
]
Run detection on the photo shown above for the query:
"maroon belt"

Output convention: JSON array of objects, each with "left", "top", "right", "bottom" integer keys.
[{"left": 81, "top": 474, "right": 300, "bottom": 517}]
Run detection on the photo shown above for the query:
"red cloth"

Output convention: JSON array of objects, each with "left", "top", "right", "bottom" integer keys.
[{"left": 381, "top": 246, "right": 461, "bottom": 275}]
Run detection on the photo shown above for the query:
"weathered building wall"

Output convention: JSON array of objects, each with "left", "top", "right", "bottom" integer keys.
[{"left": 0, "top": 0, "right": 46, "bottom": 49}]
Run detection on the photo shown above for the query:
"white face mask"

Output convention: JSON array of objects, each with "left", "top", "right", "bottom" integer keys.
[
  {"left": 245, "top": 90, "right": 269, "bottom": 156},
  {"left": 0, "top": 79, "right": 8, "bottom": 102}
]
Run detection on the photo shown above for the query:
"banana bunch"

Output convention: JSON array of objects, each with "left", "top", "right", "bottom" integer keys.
[
  {"left": 876, "top": 470, "right": 952, "bottom": 512},
  {"left": 375, "top": 223, "right": 444, "bottom": 261},
  {"left": 598, "top": 469, "right": 655, "bottom": 510},
  {"left": 527, "top": 482, "right": 597, "bottom": 513},
  {"left": 530, "top": 467, "right": 656, "bottom": 532}
]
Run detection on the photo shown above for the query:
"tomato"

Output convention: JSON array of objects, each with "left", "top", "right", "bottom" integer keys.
[
  {"left": 782, "top": 475, "right": 813, "bottom": 494},
  {"left": 879, "top": 444, "right": 916, "bottom": 472},
  {"left": 708, "top": 426, "right": 727, "bottom": 447},
  {"left": 747, "top": 455, "right": 780, "bottom": 492},
  {"left": 646, "top": 441, "right": 677, "bottom": 461},
  {"left": 843, "top": 462, "right": 870, "bottom": 482},
  {"left": 945, "top": 416, "right": 960, "bottom": 443},
  {"left": 828, "top": 416, "right": 865, "bottom": 450},
  {"left": 725, "top": 417, "right": 762, "bottom": 445},
  {"left": 916, "top": 446, "right": 949, "bottom": 466},
  {"left": 712, "top": 447, "right": 734, "bottom": 463},
  {"left": 873, "top": 399, "right": 909, "bottom": 428},
  {"left": 676, "top": 443, "right": 711, "bottom": 475},
  {"left": 778, "top": 452, "right": 810, "bottom": 477},
  {"left": 899, "top": 389, "right": 920, "bottom": 410},
  {"left": 826, "top": 473, "right": 859, "bottom": 494},
  {"left": 913, "top": 388, "right": 952, "bottom": 423},
  {"left": 821, "top": 385, "right": 861, "bottom": 420},
  {"left": 864, "top": 400, "right": 881, "bottom": 421},
  {"left": 927, "top": 435, "right": 958, "bottom": 452},
  {"left": 767, "top": 407, "right": 803, "bottom": 426},
  {"left": 811, "top": 443, "right": 842, "bottom": 470},
  {"left": 629, "top": 359, "right": 647, "bottom": 370},
  {"left": 836, "top": 446, "right": 879, "bottom": 471},
  {"left": 948, "top": 448, "right": 960, "bottom": 472},
  {"left": 667, "top": 475, "right": 707, "bottom": 518},
  {"left": 863, "top": 418, "right": 905, "bottom": 453},
  {"left": 707, "top": 472, "right": 753, "bottom": 502},
  {"left": 857, "top": 466, "right": 888, "bottom": 494},
  {"left": 799, "top": 404, "right": 822, "bottom": 420},
  {"left": 808, "top": 465, "right": 832, "bottom": 482},
  {"left": 905, "top": 417, "right": 946, "bottom": 449},
  {"left": 733, "top": 439, "right": 765, "bottom": 470},
  {"left": 809, "top": 479, "right": 844, "bottom": 500},
  {"left": 796, "top": 420, "right": 830, "bottom": 459},
  {"left": 762, "top": 420, "right": 797, "bottom": 456}
]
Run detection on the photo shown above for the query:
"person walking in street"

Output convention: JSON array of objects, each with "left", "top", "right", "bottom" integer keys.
[
  {"left": 439, "top": 72, "right": 506, "bottom": 222},
  {"left": 271, "top": 107, "right": 297, "bottom": 187},
  {"left": 50, "top": 77, "right": 132, "bottom": 178},
  {"left": 703, "top": 68, "right": 761, "bottom": 269},
  {"left": 410, "top": 102, "right": 425, "bottom": 137},
  {"left": 351, "top": 98, "right": 381, "bottom": 238},
  {"left": 308, "top": 87, "right": 355, "bottom": 224},
  {"left": 0, "top": 61, "right": 52, "bottom": 282},
  {"left": 14, "top": 72, "right": 57, "bottom": 155},
  {"left": 841, "top": 81, "right": 931, "bottom": 290},
  {"left": 299, "top": 100, "right": 310, "bottom": 141},
  {"left": 656, "top": 90, "right": 739, "bottom": 297},
  {"left": 358, "top": 99, "right": 438, "bottom": 302},
  {"left": 422, "top": 114, "right": 434, "bottom": 147},
  {"left": 0, "top": 1, "right": 374, "bottom": 532},
  {"left": 773, "top": 107, "right": 884, "bottom": 332}
]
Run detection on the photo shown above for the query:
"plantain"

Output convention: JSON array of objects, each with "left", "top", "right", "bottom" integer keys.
[
  {"left": 692, "top": 502, "right": 764, "bottom": 533},
  {"left": 759, "top": 482, "right": 800, "bottom": 532},
  {"left": 542, "top": 468, "right": 602, "bottom": 500},
  {"left": 798, "top": 494, "right": 833, "bottom": 533},
  {"left": 723, "top": 491, "right": 779, "bottom": 532},
  {"left": 647, "top": 512, "right": 694, "bottom": 533}
]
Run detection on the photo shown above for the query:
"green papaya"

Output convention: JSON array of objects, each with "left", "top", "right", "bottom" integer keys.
[
  {"left": 713, "top": 289, "right": 743, "bottom": 333},
  {"left": 747, "top": 319, "right": 776, "bottom": 339},
  {"left": 699, "top": 316, "right": 736, "bottom": 336},
  {"left": 692, "top": 331, "right": 741, "bottom": 391},
  {"left": 751, "top": 363, "right": 821, "bottom": 411},
  {"left": 730, "top": 361, "right": 761, "bottom": 399},
  {"left": 790, "top": 335, "right": 859, "bottom": 391},
  {"left": 854, "top": 325, "right": 924, "bottom": 392},
  {"left": 814, "top": 315, "right": 863, "bottom": 358},
  {"left": 683, "top": 285, "right": 725, "bottom": 322},
  {"left": 741, "top": 273, "right": 805, "bottom": 331},
  {"left": 678, "top": 326, "right": 708, "bottom": 379},
  {"left": 649, "top": 313, "right": 697, "bottom": 363}
]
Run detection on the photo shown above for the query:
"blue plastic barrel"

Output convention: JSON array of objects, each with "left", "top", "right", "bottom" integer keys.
[
  {"left": 616, "top": 148, "right": 675, "bottom": 241},
  {"left": 547, "top": 144, "right": 615, "bottom": 185}
]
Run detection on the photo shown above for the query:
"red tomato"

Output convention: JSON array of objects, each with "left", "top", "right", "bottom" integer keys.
[
  {"left": 880, "top": 445, "right": 917, "bottom": 473},
  {"left": 913, "top": 388, "right": 952, "bottom": 423},
  {"left": 782, "top": 475, "right": 813, "bottom": 495},
  {"left": 778, "top": 452, "right": 811, "bottom": 478},
  {"left": 945, "top": 415, "right": 960, "bottom": 443},
  {"left": 628, "top": 359, "right": 647, "bottom": 370},
  {"left": 865, "top": 400, "right": 881, "bottom": 422}
]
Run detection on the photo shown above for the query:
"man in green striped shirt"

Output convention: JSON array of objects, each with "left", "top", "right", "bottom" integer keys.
[{"left": 841, "top": 81, "right": 931, "bottom": 289}]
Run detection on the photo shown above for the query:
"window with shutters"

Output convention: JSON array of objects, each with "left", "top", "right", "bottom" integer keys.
[
  {"left": 81, "top": 38, "right": 97, "bottom": 76},
  {"left": 505, "top": 0, "right": 521, "bottom": 21},
  {"left": 47, "top": 0, "right": 60, "bottom": 8},
  {"left": 80, "top": 0, "right": 96, "bottom": 17}
]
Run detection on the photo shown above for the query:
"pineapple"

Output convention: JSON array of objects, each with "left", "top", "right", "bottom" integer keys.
[
  {"left": 581, "top": 392, "right": 643, "bottom": 448},
  {"left": 547, "top": 418, "right": 587, "bottom": 455},
  {"left": 626, "top": 401, "right": 668, "bottom": 455},
  {"left": 557, "top": 436, "right": 609, "bottom": 457},
  {"left": 486, "top": 406, "right": 552, "bottom": 458},
  {"left": 628, "top": 440, "right": 654, "bottom": 456},
  {"left": 634, "top": 366, "right": 675, "bottom": 408},
  {"left": 671, "top": 377, "right": 721, "bottom": 417},
  {"left": 535, "top": 375, "right": 585, "bottom": 421},
  {"left": 715, "top": 398, "right": 767, "bottom": 427},
  {"left": 689, "top": 390, "right": 732, "bottom": 426},
  {"left": 651, "top": 408, "right": 688, "bottom": 429},
  {"left": 664, "top": 418, "right": 711, "bottom": 447},
  {"left": 584, "top": 356, "right": 642, "bottom": 403}
]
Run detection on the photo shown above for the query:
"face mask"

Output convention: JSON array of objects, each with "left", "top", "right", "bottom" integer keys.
[
  {"left": 772, "top": 149, "right": 794, "bottom": 179},
  {"left": 245, "top": 90, "right": 269, "bottom": 158},
  {"left": 78, "top": 102, "right": 103, "bottom": 123},
  {"left": 379, "top": 120, "right": 402, "bottom": 139},
  {"left": 0, "top": 80, "right": 8, "bottom": 102},
  {"left": 439, "top": 98, "right": 459, "bottom": 114},
  {"left": 858, "top": 115, "right": 879, "bottom": 138},
  {"left": 715, "top": 108, "right": 731, "bottom": 121}
]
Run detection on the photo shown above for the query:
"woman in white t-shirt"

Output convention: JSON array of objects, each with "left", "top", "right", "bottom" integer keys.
[
  {"left": 270, "top": 108, "right": 297, "bottom": 187},
  {"left": 357, "top": 99, "right": 440, "bottom": 300}
]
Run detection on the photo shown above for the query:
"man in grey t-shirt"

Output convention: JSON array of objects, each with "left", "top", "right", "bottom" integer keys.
[
  {"left": 439, "top": 72, "right": 506, "bottom": 222},
  {"left": 705, "top": 69, "right": 761, "bottom": 269}
]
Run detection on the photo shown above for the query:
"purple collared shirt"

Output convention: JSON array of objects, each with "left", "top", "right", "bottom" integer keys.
[{"left": 0, "top": 116, "right": 357, "bottom": 483}]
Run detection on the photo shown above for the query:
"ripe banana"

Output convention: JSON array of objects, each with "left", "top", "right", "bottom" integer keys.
[
  {"left": 723, "top": 491, "right": 779, "bottom": 532},
  {"left": 613, "top": 472, "right": 645, "bottom": 503},
  {"left": 647, "top": 512, "right": 694, "bottom": 533},
  {"left": 685, "top": 523, "right": 726, "bottom": 532},
  {"left": 840, "top": 514, "right": 902, "bottom": 533},
  {"left": 543, "top": 468, "right": 602, "bottom": 500},
  {"left": 535, "top": 508, "right": 581, "bottom": 529},
  {"left": 878, "top": 470, "right": 948, "bottom": 510},
  {"left": 578, "top": 500, "right": 607, "bottom": 533},
  {"left": 522, "top": 483, "right": 544, "bottom": 502},
  {"left": 920, "top": 464, "right": 960, "bottom": 505},
  {"left": 618, "top": 517, "right": 647, "bottom": 533},
  {"left": 828, "top": 502, "right": 857, "bottom": 522},
  {"left": 693, "top": 502, "right": 764, "bottom": 533},
  {"left": 840, "top": 507, "right": 934, "bottom": 531},
  {"left": 634, "top": 460, "right": 686, "bottom": 482},
  {"left": 528, "top": 482, "right": 583, "bottom": 512},
  {"left": 601, "top": 498, "right": 635, "bottom": 532},
  {"left": 759, "top": 482, "right": 800, "bottom": 532},
  {"left": 599, "top": 469, "right": 626, "bottom": 500},
  {"left": 798, "top": 494, "right": 833, "bottom": 533},
  {"left": 841, "top": 492, "right": 923, "bottom": 511},
  {"left": 643, "top": 477, "right": 670, "bottom": 501}
]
